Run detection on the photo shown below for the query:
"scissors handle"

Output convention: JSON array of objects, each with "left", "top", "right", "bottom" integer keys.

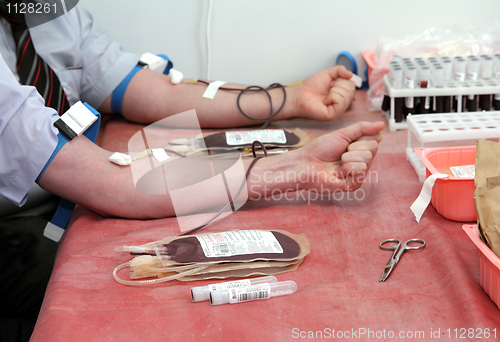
[
  {"left": 402, "top": 238, "right": 425, "bottom": 250},
  {"left": 379, "top": 239, "right": 401, "bottom": 250}
]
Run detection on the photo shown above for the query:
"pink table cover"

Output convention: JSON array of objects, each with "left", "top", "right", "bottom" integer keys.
[{"left": 31, "top": 91, "right": 500, "bottom": 341}]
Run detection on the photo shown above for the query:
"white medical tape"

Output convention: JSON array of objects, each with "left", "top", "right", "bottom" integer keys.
[
  {"left": 151, "top": 148, "right": 170, "bottom": 163},
  {"left": 60, "top": 101, "right": 97, "bottom": 136},
  {"left": 140, "top": 52, "right": 168, "bottom": 73},
  {"left": 350, "top": 74, "right": 363, "bottom": 88},
  {"left": 202, "top": 80, "right": 227, "bottom": 99},
  {"left": 410, "top": 173, "right": 449, "bottom": 222}
]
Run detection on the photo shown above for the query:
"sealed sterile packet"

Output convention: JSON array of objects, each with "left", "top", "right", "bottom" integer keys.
[
  {"left": 113, "top": 230, "right": 311, "bottom": 285},
  {"left": 167, "top": 128, "right": 311, "bottom": 157}
]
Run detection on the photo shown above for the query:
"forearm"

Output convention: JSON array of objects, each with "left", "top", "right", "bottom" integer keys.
[
  {"left": 100, "top": 69, "right": 298, "bottom": 128},
  {"left": 37, "top": 135, "right": 303, "bottom": 219}
]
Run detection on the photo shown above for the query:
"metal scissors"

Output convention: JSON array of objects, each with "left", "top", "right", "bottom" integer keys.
[{"left": 379, "top": 238, "right": 426, "bottom": 282}]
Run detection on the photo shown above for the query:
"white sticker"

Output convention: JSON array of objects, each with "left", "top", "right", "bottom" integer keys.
[
  {"left": 455, "top": 72, "right": 465, "bottom": 82},
  {"left": 467, "top": 72, "right": 478, "bottom": 82},
  {"left": 202, "top": 80, "right": 227, "bottom": 99},
  {"left": 196, "top": 230, "right": 284, "bottom": 258},
  {"left": 208, "top": 279, "right": 252, "bottom": 292},
  {"left": 151, "top": 148, "right": 170, "bottom": 163},
  {"left": 225, "top": 130, "right": 287, "bottom": 146},
  {"left": 228, "top": 283, "right": 271, "bottom": 304},
  {"left": 404, "top": 78, "right": 415, "bottom": 89},
  {"left": 450, "top": 165, "right": 475, "bottom": 178}
]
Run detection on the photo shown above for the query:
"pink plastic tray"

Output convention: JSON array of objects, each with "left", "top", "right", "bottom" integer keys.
[
  {"left": 415, "top": 146, "right": 476, "bottom": 222},
  {"left": 463, "top": 225, "right": 500, "bottom": 309}
]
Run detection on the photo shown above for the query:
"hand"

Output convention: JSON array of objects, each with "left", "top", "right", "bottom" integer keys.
[
  {"left": 290, "top": 65, "right": 356, "bottom": 121},
  {"left": 295, "top": 121, "right": 384, "bottom": 192}
]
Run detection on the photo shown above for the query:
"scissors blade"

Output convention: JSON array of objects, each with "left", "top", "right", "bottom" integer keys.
[{"left": 379, "top": 261, "right": 396, "bottom": 282}]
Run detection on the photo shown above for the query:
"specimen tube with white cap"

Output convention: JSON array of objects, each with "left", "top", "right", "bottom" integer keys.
[
  {"left": 480, "top": 56, "right": 493, "bottom": 110},
  {"left": 210, "top": 280, "right": 297, "bottom": 305},
  {"left": 467, "top": 57, "right": 480, "bottom": 112},
  {"left": 191, "top": 276, "right": 278, "bottom": 302},
  {"left": 404, "top": 66, "right": 417, "bottom": 116}
]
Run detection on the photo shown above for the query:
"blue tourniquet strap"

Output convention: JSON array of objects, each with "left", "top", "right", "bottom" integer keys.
[
  {"left": 111, "top": 54, "right": 173, "bottom": 114},
  {"left": 43, "top": 102, "right": 101, "bottom": 242}
]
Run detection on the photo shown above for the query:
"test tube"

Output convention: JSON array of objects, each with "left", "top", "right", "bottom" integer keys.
[
  {"left": 453, "top": 57, "right": 466, "bottom": 111},
  {"left": 404, "top": 66, "right": 417, "bottom": 116},
  {"left": 433, "top": 66, "right": 445, "bottom": 113},
  {"left": 428, "top": 57, "right": 438, "bottom": 65},
  {"left": 209, "top": 280, "right": 297, "bottom": 305},
  {"left": 494, "top": 56, "right": 500, "bottom": 110},
  {"left": 467, "top": 57, "right": 480, "bottom": 111},
  {"left": 392, "top": 67, "right": 404, "bottom": 122},
  {"left": 392, "top": 55, "right": 402, "bottom": 63},
  {"left": 453, "top": 57, "right": 466, "bottom": 81},
  {"left": 382, "top": 63, "right": 400, "bottom": 112},
  {"left": 480, "top": 56, "right": 493, "bottom": 111},
  {"left": 418, "top": 66, "right": 431, "bottom": 114},
  {"left": 441, "top": 59, "right": 453, "bottom": 112},
  {"left": 442, "top": 59, "right": 452, "bottom": 81},
  {"left": 191, "top": 276, "right": 278, "bottom": 302},
  {"left": 402, "top": 58, "right": 412, "bottom": 66}
]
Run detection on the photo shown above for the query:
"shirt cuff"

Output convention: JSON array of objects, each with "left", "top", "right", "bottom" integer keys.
[{"left": 4, "top": 115, "right": 59, "bottom": 206}]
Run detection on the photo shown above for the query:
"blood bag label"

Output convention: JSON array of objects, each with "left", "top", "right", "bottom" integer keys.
[
  {"left": 450, "top": 165, "right": 475, "bottom": 178},
  {"left": 196, "top": 230, "right": 284, "bottom": 258},
  {"left": 225, "top": 130, "right": 287, "bottom": 146},
  {"left": 229, "top": 283, "right": 271, "bottom": 303},
  {"left": 208, "top": 279, "right": 252, "bottom": 292}
]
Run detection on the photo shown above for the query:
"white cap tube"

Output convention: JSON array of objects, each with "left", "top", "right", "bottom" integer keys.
[
  {"left": 210, "top": 280, "right": 297, "bottom": 305},
  {"left": 191, "top": 276, "right": 278, "bottom": 302}
]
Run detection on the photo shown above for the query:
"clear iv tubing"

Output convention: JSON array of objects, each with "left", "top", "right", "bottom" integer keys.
[{"left": 113, "top": 262, "right": 209, "bottom": 286}]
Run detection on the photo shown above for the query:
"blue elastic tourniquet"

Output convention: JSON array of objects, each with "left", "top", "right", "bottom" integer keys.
[
  {"left": 37, "top": 102, "right": 101, "bottom": 238},
  {"left": 111, "top": 54, "right": 173, "bottom": 114}
]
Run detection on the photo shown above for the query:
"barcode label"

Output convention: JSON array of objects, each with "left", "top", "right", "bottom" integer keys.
[
  {"left": 229, "top": 283, "right": 271, "bottom": 303},
  {"left": 450, "top": 165, "right": 475, "bottom": 178},
  {"left": 216, "top": 243, "right": 229, "bottom": 255},
  {"left": 196, "top": 230, "right": 283, "bottom": 258},
  {"left": 208, "top": 279, "right": 252, "bottom": 292},
  {"left": 225, "top": 130, "right": 287, "bottom": 146}
]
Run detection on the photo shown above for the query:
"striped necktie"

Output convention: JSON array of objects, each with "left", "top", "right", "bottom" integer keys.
[{"left": 0, "top": 0, "right": 69, "bottom": 114}]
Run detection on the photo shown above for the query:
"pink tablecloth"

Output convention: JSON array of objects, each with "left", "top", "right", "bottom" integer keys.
[{"left": 31, "top": 91, "right": 500, "bottom": 341}]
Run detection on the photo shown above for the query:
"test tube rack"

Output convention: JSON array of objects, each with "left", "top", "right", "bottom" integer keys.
[
  {"left": 406, "top": 111, "right": 500, "bottom": 182},
  {"left": 383, "top": 75, "right": 500, "bottom": 132}
]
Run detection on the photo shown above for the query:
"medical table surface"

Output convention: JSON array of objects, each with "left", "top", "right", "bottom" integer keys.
[{"left": 30, "top": 91, "right": 500, "bottom": 341}]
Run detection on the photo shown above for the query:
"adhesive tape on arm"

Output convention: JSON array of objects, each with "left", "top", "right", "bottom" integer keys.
[{"left": 202, "top": 81, "right": 227, "bottom": 99}]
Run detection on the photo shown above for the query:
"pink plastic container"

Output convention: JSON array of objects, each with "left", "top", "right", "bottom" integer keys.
[
  {"left": 415, "top": 146, "right": 476, "bottom": 222},
  {"left": 463, "top": 224, "right": 500, "bottom": 309},
  {"left": 361, "top": 51, "right": 376, "bottom": 80}
]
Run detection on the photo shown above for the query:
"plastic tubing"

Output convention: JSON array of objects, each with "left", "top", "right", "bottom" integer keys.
[{"left": 113, "top": 263, "right": 209, "bottom": 286}]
